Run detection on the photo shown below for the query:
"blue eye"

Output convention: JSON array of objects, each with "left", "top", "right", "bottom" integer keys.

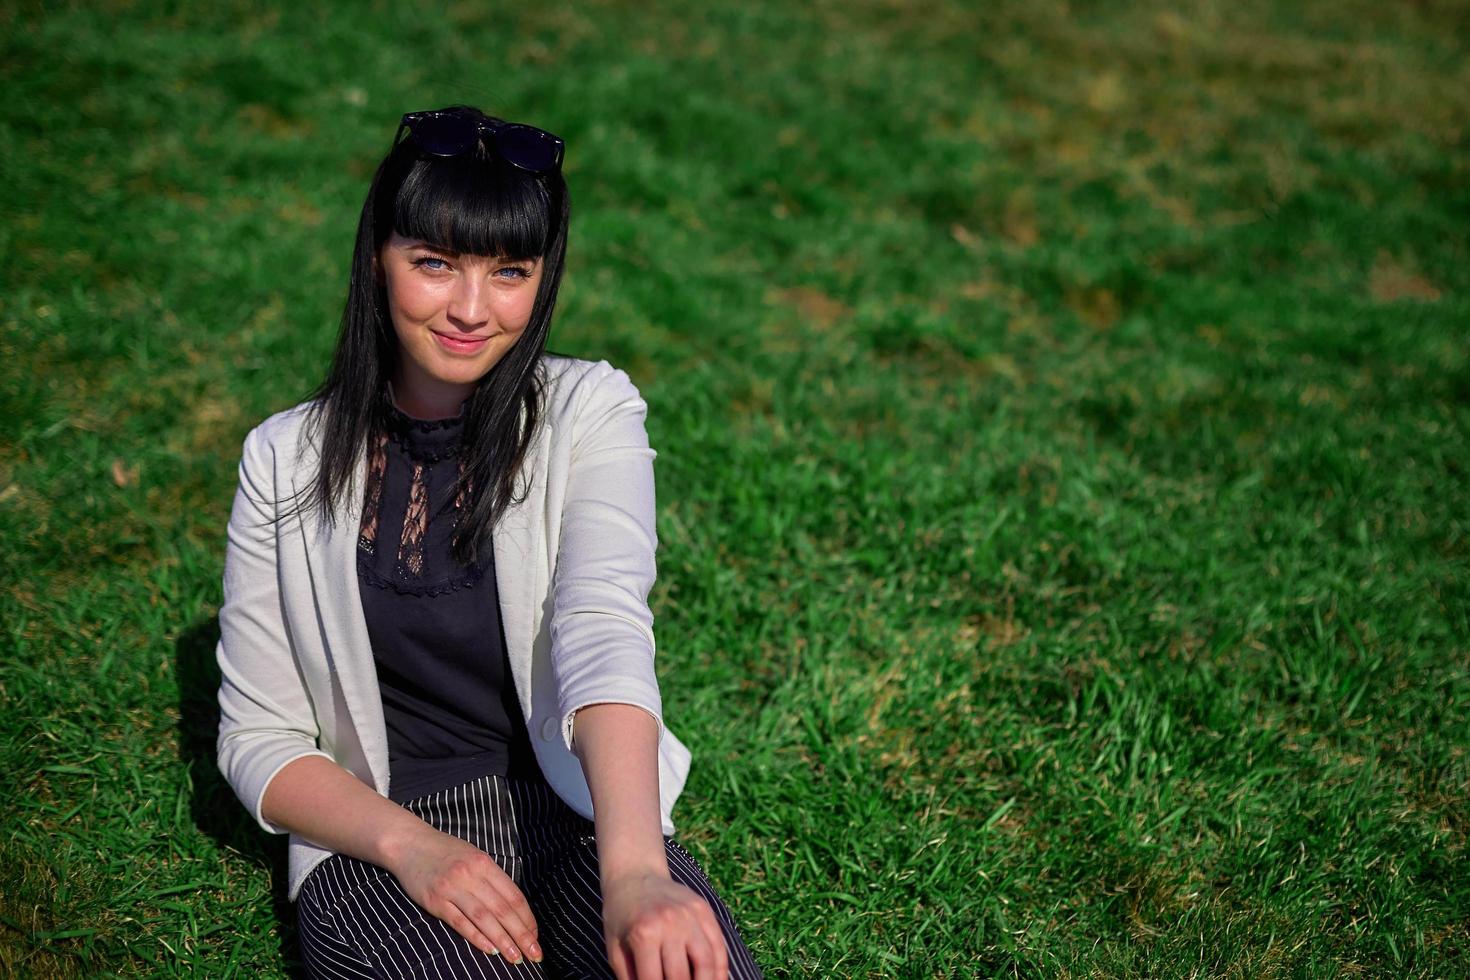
[
  {"left": 497, "top": 266, "right": 532, "bottom": 280},
  {"left": 413, "top": 256, "right": 450, "bottom": 271}
]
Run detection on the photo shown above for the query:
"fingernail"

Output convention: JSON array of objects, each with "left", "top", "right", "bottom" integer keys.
[
  {"left": 529, "top": 942, "right": 543, "bottom": 961},
  {"left": 505, "top": 948, "right": 521, "bottom": 962}
]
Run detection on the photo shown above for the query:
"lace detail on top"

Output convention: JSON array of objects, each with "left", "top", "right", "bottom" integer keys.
[
  {"left": 357, "top": 394, "right": 483, "bottom": 596},
  {"left": 396, "top": 460, "right": 429, "bottom": 578},
  {"left": 387, "top": 427, "right": 463, "bottom": 464},
  {"left": 358, "top": 553, "right": 487, "bottom": 597},
  {"left": 358, "top": 431, "right": 388, "bottom": 555}
]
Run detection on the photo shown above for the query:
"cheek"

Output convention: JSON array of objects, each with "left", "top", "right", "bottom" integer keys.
[
  {"left": 500, "top": 290, "right": 539, "bottom": 331},
  {"left": 389, "top": 277, "right": 443, "bottom": 324}
]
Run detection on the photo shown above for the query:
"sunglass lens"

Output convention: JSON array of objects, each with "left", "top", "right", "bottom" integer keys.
[
  {"left": 411, "top": 115, "right": 477, "bottom": 156},
  {"left": 497, "top": 125, "right": 560, "bottom": 173}
]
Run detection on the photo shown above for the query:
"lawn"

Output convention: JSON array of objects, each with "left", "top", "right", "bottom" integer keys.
[{"left": 1, "top": 0, "right": 1467, "bottom": 976}]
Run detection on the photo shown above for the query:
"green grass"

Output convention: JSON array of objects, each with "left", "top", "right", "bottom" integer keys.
[{"left": 2, "top": 0, "right": 1467, "bottom": 975}]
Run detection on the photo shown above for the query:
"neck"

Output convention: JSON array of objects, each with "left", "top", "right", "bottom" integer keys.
[{"left": 389, "top": 368, "right": 471, "bottom": 420}]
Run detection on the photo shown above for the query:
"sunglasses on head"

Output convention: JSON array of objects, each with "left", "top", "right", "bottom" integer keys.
[{"left": 394, "top": 107, "right": 565, "bottom": 176}]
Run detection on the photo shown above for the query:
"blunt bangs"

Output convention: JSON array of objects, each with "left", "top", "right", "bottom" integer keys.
[{"left": 389, "top": 153, "right": 552, "bottom": 261}]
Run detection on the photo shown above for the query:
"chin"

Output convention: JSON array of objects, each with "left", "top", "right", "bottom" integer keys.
[
  {"left": 440, "top": 351, "right": 508, "bottom": 381},
  {"left": 434, "top": 365, "right": 492, "bottom": 387}
]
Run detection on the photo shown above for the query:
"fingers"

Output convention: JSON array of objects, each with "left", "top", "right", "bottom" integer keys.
[
  {"left": 663, "top": 939, "right": 695, "bottom": 980},
  {"left": 456, "top": 893, "right": 534, "bottom": 964},
  {"left": 483, "top": 868, "right": 542, "bottom": 958},
  {"left": 423, "top": 851, "right": 542, "bottom": 965},
  {"left": 440, "top": 904, "right": 503, "bottom": 958},
  {"left": 666, "top": 894, "right": 725, "bottom": 980},
  {"left": 631, "top": 934, "right": 664, "bottom": 980},
  {"left": 608, "top": 940, "right": 634, "bottom": 980},
  {"left": 693, "top": 903, "right": 729, "bottom": 980},
  {"left": 466, "top": 862, "right": 542, "bottom": 964},
  {"left": 619, "top": 897, "right": 726, "bottom": 980}
]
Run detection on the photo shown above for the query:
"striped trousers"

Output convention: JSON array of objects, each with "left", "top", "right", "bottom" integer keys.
[{"left": 296, "top": 772, "right": 765, "bottom": 979}]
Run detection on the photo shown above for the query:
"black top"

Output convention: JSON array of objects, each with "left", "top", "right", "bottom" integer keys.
[{"left": 356, "top": 395, "right": 541, "bottom": 803}]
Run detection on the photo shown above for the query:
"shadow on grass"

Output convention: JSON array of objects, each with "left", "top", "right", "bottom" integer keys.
[{"left": 175, "top": 618, "right": 303, "bottom": 978}]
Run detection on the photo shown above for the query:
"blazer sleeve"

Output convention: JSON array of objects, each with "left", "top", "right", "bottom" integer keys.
[
  {"left": 551, "top": 363, "right": 667, "bottom": 753},
  {"left": 215, "top": 422, "right": 333, "bottom": 835}
]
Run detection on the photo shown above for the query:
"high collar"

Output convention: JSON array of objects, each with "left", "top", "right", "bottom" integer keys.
[{"left": 383, "top": 385, "right": 468, "bottom": 460}]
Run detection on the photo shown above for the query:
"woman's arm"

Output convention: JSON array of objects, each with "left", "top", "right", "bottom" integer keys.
[
  {"left": 553, "top": 364, "right": 728, "bottom": 977},
  {"left": 574, "top": 702, "right": 729, "bottom": 980},
  {"left": 260, "top": 758, "right": 544, "bottom": 965},
  {"left": 571, "top": 702, "right": 669, "bottom": 879}
]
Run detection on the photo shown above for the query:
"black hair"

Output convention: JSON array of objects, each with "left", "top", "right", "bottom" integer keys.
[{"left": 300, "top": 105, "right": 570, "bottom": 566}]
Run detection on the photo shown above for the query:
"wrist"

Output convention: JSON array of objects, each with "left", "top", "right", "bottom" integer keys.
[
  {"left": 374, "top": 811, "right": 434, "bottom": 873},
  {"left": 598, "top": 830, "right": 672, "bottom": 883},
  {"left": 600, "top": 854, "right": 672, "bottom": 887},
  {"left": 595, "top": 824, "right": 672, "bottom": 883}
]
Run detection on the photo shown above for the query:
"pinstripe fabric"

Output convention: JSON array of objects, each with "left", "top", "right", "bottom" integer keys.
[{"left": 297, "top": 773, "right": 764, "bottom": 979}]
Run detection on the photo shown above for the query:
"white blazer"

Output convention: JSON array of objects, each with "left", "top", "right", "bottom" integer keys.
[{"left": 215, "top": 355, "right": 692, "bottom": 902}]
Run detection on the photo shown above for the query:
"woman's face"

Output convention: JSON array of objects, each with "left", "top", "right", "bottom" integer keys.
[{"left": 378, "top": 231, "right": 544, "bottom": 417}]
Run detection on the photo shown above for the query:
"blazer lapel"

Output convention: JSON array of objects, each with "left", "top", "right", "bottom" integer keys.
[
  {"left": 493, "top": 447, "right": 540, "bottom": 711},
  {"left": 293, "top": 450, "right": 390, "bottom": 788}
]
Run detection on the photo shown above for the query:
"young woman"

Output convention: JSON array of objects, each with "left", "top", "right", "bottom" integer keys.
[{"left": 215, "top": 105, "right": 763, "bottom": 980}]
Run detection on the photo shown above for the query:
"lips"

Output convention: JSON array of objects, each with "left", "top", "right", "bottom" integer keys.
[{"left": 432, "top": 331, "right": 491, "bottom": 354}]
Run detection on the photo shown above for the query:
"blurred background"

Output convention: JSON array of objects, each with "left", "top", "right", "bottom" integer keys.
[{"left": 2, "top": 0, "right": 1466, "bottom": 975}]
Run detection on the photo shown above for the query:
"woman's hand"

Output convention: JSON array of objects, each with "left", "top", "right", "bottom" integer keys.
[
  {"left": 602, "top": 869, "right": 729, "bottom": 980},
  {"left": 385, "top": 825, "right": 544, "bottom": 966}
]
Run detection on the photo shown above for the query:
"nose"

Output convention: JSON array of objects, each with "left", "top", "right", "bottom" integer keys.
[{"left": 445, "top": 277, "right": 491, "bottom": 331}]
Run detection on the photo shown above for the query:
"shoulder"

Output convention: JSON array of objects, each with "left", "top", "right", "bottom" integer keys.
[
  {"left": 539, "top": 355, "right": 655, "bottom": 457},
  {"left": 237, "top": 399, "right": 319, "bottom": 473},
  {"left": 540, "top": 354, "right": 649, "bottom": 421}
]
